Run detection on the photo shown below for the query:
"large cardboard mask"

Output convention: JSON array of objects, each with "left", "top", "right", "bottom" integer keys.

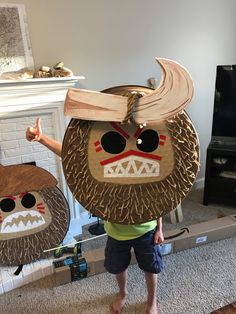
[
  {"left": 0, "top": 164, "right": 70, "bottom": 266},
  {"left": 62, "top": 59, "right": 200, "bottom": 224}
]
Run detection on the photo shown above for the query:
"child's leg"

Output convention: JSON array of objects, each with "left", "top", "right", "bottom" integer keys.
[
  {"left": 116, "top": 269, "right": 128, "bottom": 297},
  {"left": 110, "top": 269, "right": 128, "bottom": 314},
  {"left": 144, "top": 272, "right": 158, "bottom": 314},
  {"left": 132, "top": 231, "right": 163, "bottom": 313}
]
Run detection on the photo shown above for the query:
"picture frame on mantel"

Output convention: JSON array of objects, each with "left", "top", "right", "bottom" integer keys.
[{"left": 0, "top": 3, "right": 34, "bottom": 80}]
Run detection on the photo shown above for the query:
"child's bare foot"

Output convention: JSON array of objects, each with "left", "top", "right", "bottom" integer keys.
[
  {"left": 110, "top": 294, "right": 126, "bottom": 314},
  {"left": 145, "top": 303, "right": 158, "bottom": 314}
]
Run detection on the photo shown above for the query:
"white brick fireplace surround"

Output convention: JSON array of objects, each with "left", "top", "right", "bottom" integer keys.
[
  {"left": 0, "top": 77, "right": 102, "bottom": 294},
  {"left": 0, "top": 77, "right": 95, "bottom": 239}
]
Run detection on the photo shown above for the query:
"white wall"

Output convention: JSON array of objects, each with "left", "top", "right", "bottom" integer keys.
[{"left": 1, "top": 0, "right": 236, "bottom": 184}]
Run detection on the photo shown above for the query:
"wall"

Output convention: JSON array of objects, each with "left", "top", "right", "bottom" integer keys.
[
  {"left": 0, "top": 115, "right": 57, "bottom": 174},
  {"left": 0, "top": 0, "right": 236, "bottom": 185}
]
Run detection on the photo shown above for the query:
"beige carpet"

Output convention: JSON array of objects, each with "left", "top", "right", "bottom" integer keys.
[
  {"left": 0, "top": 237, "right": 235, "bottom": 314},
  {"left": 0, "top": 189, "right": 236, "bottom": 314}
]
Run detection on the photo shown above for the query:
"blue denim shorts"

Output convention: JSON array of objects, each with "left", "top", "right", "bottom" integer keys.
[{"left": 104, "top": 229, "right": 164, "bottom": 274}]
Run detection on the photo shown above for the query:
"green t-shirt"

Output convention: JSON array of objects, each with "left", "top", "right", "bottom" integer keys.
[{"left": 104, "top": 220, "right": 157, "bottom": 241}]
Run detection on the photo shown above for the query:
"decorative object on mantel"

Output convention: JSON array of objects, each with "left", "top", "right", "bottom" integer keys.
[
  {"left": 0, "top": 164, "right": 70, "bottom": 266},
  {"left": 33, "top": 65, "right": 53, "bottom": 78},
  {"left": 53, "top": 61, "right": 74, "bottom": 77},
  {"left": 0, "top": 4, "right": 34, "bottom": 80},
  {"left": 62, "top": 58, "right": 200, "bottom": 224},
  {"left": 33, "top": 62, "right": 74, "bottom": 78}
]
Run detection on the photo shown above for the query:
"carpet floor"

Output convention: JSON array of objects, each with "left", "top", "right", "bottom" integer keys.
[
  {"left": 0, "top": 189, "right": 235, "bottom": 314},
  {"left": 0, "top": 236, "right": 235, "bottom": 314}
]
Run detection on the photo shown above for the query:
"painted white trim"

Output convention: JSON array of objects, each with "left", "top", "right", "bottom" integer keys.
[
  {"left": 194, "top": 177, "right": 205, "bottom": 189},
  {"left": 68, "top": 212, "right": 97, "bottom": 237}
]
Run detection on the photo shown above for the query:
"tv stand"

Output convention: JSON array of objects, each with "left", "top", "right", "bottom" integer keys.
[
  {"left": 203, "top": 141, "right": 236, "bottom": 205},
  {"left": 210, "top": 139, "right": 236, "bottom": 147}
]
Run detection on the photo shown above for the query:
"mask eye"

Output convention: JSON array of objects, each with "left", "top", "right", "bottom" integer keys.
[
  {"left": 136, "top": 129, "right": 159, "bottom": 152},
  {"left": 101, "top": 131, "right": 126, "bottom": 154},
  {"left": 21, "top": 193, "right": 36, "bottom": 209},
  {"left": 0, "top": 198, "right": 16, "bottom": 212}
]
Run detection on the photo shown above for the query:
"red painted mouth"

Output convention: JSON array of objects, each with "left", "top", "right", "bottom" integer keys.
[{"left": 100, "top": 150, "right": 162, "bottom": 166}]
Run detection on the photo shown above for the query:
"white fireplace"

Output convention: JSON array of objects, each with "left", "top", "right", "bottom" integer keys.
[{"left": 0, "top": 76, "right": 95, "bottom": 238}]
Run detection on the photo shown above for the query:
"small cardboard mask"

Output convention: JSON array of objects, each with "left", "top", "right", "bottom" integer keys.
[{"left": 0, "top": 164, "right": 70, "bottom": 266}]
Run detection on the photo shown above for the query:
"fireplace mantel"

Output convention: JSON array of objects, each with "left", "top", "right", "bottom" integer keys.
[{"left": 0, "top": 76, "right": 85, "bottom": 117}]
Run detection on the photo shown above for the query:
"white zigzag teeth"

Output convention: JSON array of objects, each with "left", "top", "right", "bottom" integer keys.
[
  {"left": 0, "top": 210, "right": 45, "bottom": 234},
  {"left": 104, "top": 156, "right": 160, "bottom": 178}
]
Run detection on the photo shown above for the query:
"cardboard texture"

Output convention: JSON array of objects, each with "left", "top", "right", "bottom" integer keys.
[
  {"left": 62, "top": 94, "right": 200, "bottom": 224},
  {"left": 54, "top": 215, "right": 236, "bottom": 287},
  {"left": 0, "top": 164, "right": 70, "bottom": 266},
  {"left": 211, "top": 301, "right": 236, "bottom": 314},
  {"left": 162, "top": 215, "right": 236, "bottom": 253},
  {"left": 0, "top": 164, "right": 57, "bottom": 197},
  {"left": 54, "top": 248, "right": 137, "bottom": 285},
  {"left": 82, "top": 251, "right": 96, "bottom": 276},
  {"left": 83, "top": 247, "right": 137, "bottom": 277},
  {"left": 55, "top": 266, "right": 71, "bottom": 286},
  {"left": 62, "top": 59, "right": 200, "bottom": 224},
  {"left": 64, "top": 59, "right": 194, "bottom": 124},
  {"left": 84, "top": 248, "right": 105, "bottom": 275}
]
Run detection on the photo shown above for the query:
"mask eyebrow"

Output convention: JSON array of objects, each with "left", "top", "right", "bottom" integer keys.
[
  {"left": 3, "top": 195, "right": 16, "bottom": 200},
  {"left": 19, "top": 192, "right": 27, "bottom": 199},
  {"left": 134, "top": 126, "right": 143, "bottom": 138},
  {"left": 110, "top": 122, "right": 130, "bottom": 139}
]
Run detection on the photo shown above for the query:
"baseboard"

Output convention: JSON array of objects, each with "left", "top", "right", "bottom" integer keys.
[
  {"left": 193, "top": 176, "right": 205, "bottom": 189},
  {"left": 0, "top": 258, "right": 54, "bottom": 294}
]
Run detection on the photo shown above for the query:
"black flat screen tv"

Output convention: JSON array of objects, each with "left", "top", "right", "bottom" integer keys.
[{"left": 211, "top": 64, "right": 236, "bottom": 145}]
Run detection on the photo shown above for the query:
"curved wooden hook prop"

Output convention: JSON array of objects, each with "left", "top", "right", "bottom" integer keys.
[{"left": 64, "top": 58, "right": 194, "bottom": 124}]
